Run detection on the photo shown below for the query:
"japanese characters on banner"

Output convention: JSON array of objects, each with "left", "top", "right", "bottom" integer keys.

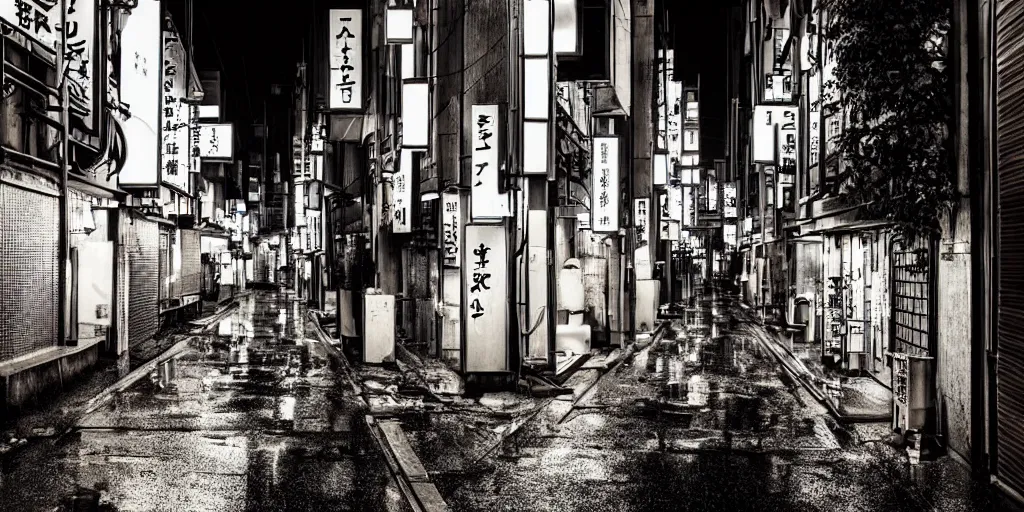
[
  {"left": 117, "top": 0, "right": 161, "bottom": 186},
  {"left": 2, "top": 0, "right": 59, "bottom": 51},
  {"left": 65, "top": 0, "right": 97, "bottom": 128},
  {"left": 634, "top": 198, "right": 649, "bottom": 248},
  {"left": 591, "top": 136, "right": 619, "bottom": 233},
  {"left": 723, "top": 182, "right": 737, "bottom": 219},
  {"left": 471, "top": 104, "right": 507, "bottom": 219},
  {"left": 161, "top": 28, "right": 189, "bottom": 191},
  {"left": 442, "top": 193, "right": 461, "bottom": 267},
  {"left": 393, "top": 150, "right": 413, "bottom": 233},
  {"left": 464, "top": 224, "right": 508, "bottom": 373},
  {"left": 808, "top": 72, "right": 821, "bottom": 168},
  {"left": 189, "top": 105, "right": 200, "bottom": 173},
  {"left": 329, "top": 9, "right": 363, "bottom": 110},
  {"left": 198, "top": 124, "right": 234, "bottom": 160},
  {"left": 753, "top": 105, "right": 799, "bottom": 169}
]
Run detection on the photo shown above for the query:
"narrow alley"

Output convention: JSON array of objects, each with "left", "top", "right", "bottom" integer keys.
[{"left": 0, "top": 0, "right": 1020, "bottom": 510}]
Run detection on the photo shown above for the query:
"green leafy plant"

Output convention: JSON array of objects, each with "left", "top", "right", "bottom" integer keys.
[{"left": 822, "top": 0, "right": 954, "bottom": 243}]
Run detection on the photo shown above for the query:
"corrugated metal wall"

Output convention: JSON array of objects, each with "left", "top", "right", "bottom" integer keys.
[
  {"left": 0, "top": 183, "right": 59, "bottom": 360},
  {"left": 180, "top": 229, "right": 201, "bottom": 296},
  {"left": 121, "top": 212, "right": 159, "bottom": 347},
  {"left": 996, "top": 0, "right": 1024, "bottom": 496}
]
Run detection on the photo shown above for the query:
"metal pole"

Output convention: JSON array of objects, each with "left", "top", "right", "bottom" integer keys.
[{"left": 58, "top": 0, "right": 71, "bottom": 346}]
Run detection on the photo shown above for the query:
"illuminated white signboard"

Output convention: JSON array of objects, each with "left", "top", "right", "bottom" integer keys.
[
  {"left": 683, "top": 128, "right": 699, "bottom": 152},
  {"left": 635, "top": 198, "right": 650, "bottom": 248},
  {"left": 162, "top": 29, "right": 189, "bottom": 191},
  {"left": 442, "top": 192, "right": 461, "bottom": 267},
  {"left": 591, "top": 136, "right": 620, "bottom": 233},
  {"left": 385, "top": 8, "right": 413, "bottom": 45},
  {"left": 329, "top": 9, "right": 364, "bottom": 110},
  {"left": 724, "top": 223, "right": 737, "bottom": 247},
  {"left": 523, "top": 121, "right": 549, "bottom": 175},
  {"left": 666, "top": 183, "right": 682, "bottom": 222},
  {"left": 401, "top": 80, "right": 429, "bottom": 148},
  {"left": 723, "top": 182, "right": 737, "bottom": 219},
  {"left": 393, "top": 150, "right": 413, "bottom": 233},
  {"left": 463, "top": 224, "right": 509, "bottom": 373},
  {"left": 198, "top": 124, "right": 234, "bottom": 160},
  {"left": 118, "top": 0, "right": 161, "bottom": 186},
  {"left": 198, "top": 105, "right": 220, "bottom": 120},
  {"left": 653, "top": 153, "right": 669, "bottom": 186},
  {"left": 471, "top": 105, "right": 507, "bottom": 219},
  {"left": 523, "top": 0, "right": 551, "bottom": 56},
  {"left": 753, "top": 105, "right": 799, "bottom": 166}
]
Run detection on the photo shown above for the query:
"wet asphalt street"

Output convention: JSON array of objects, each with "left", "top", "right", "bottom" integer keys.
[
  {"left": 0, "top": 288, "right": 988, "bottom": 511},
  {"left": 401, "top": 288, "right": 956, "bottom": 512},
  {"left": 0, "top": 291, "right": 405, "bottom": 512}
]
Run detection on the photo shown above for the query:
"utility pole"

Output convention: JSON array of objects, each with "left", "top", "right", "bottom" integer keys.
[
  {"left": 631, "top": 0, "right": 655, "bottom": 342},
  {"left": 57, "top": 0, "right": 71, "bottom": 347}
]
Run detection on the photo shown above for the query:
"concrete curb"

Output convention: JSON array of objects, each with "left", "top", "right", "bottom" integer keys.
[{"left": 306, "top": 312, "right": 448, "bottom": 512}]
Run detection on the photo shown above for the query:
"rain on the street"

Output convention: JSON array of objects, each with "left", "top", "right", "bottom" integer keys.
[{"left": 0, "top": 0, "right": 1020, "bottom": 511}]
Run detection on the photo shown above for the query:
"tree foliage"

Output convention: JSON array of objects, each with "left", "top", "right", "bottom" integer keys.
[{"left": 822, "top": 0, "right": 954, "bottom": 243}]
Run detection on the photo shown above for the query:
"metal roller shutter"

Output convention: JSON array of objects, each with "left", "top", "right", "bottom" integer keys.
[
  {"left": 121, "top": 212, "right": 160, "bottom": 347},
  {"left": 0, "top": 181, "right": 60, "bottom": 360},
  {"left": 996, "top": 0, "right": 1024, "bottom": 496},
  {"left": 180, "top": 229, "right": 201, "bottom": 296}
]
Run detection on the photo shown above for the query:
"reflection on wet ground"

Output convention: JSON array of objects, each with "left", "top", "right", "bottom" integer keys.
[
  {"left": 0, "top": 290, "right": 404, "bottom": 512},
  {"left": 409, "top": 289, "right": 943, "bottom": 512}
]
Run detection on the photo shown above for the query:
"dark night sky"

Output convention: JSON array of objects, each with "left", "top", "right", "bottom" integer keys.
[
  {"left": 184, "top": 0, "right": 732, "bottom": 162},
  {"left": 670, "top": 1, "right": 735, "bottom": 165}
]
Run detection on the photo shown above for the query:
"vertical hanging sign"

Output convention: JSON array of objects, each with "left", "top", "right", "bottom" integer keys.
[
  {"left": 65, "top": 0, "right": 97, "bottom": 130},
  {"left": 591, "top": 136, "right": 620, "bottom": 233},
  {"left": 329, "top": 9, "right": 364, "bottom": 111},
  {"left": 463, "top": 224, "right": 508, "bottom": 373},
  {"left": 634, "top": 198, "right": 649, "bottom": 248},
  {"left": 471, "top": 104, "right": 507, "bottom": 219},
  {"left": 162, "top": 26, "right": 189, "bottom": 191},
  {"left": 442, "top": 192, "right": 461, "bottom": 267},
  {"left": 393, "top": 150, "right": 413, "bottom": 233},
  {"left": 723, "top": 182, "right": 738, "bottom": 219}
]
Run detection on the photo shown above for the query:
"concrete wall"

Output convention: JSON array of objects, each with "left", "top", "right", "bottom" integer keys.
[{"left": 937, "top": 200, "right": 973, "bottom": 460}]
